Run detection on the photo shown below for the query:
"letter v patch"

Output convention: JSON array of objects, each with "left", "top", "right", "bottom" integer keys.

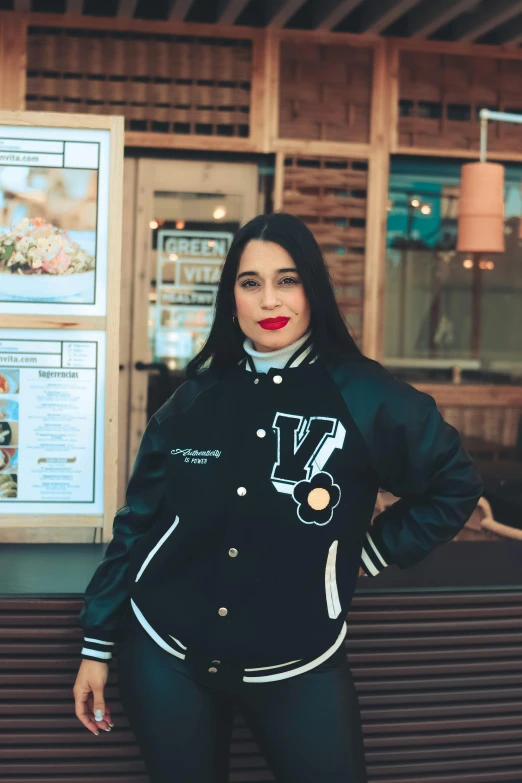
[{"left": 271, "top": 413, "right": 346, "bottom": 525}]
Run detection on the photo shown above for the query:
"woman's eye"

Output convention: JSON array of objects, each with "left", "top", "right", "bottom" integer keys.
[
  {"left": 241, "top": 279, "right": 258, "bottom": 288},
  {"left": 280, "top": 277, "right": 299, "bottom": 285}
]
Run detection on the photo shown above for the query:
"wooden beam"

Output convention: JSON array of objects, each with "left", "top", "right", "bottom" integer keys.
[
  {"left": 314, "top": 0, "right": 364, "bottom": 31},
  {"left": 102, "top": 115, "right": 125, "bottom": 542},
  {"left": 250, "top": 29, "right": 274, "bottom": 152},
  {"left": 0, "top": 15, "right": 27, "bottom": 111},
  {"left": 264, "top": 29, "right": 280, "bottom": 149},
  {"left": 407, "top": 0, "right": 479, "bottom": 38},
  {"left": 124, "top": 131, "right": 258, "bottom": 151},
  {"left": 396, "top": 145, "right": 522, "bottom": 162},
  {"left": 116, "top": 0, "right": 139, "bottom": 18},
  {"left": 65, "top": 0, "right": 83, "bottom": 13},
  {"left": 217, "top": 0, "right": 250, "bottom": 24},
  {"left": 273, "top": 152, "right": 285, "bottom": 211},
  {"left": 363, "top": 40, "right": 392, "bottom": 361},
  {"left": 266, "top": 0, "right": 309, "bottom": 28},
  {"left": 0, "top": 315, "right": 106, "bottom": 330},
  {"left": 4, "top": 11, "right": 267, "bottom": 38},
  {"left": 387, "top": 41, "right": 399, "bottom": 152},
  {"left": 414, "top": 384, "right": 522, "bottom": 407},
  {"left": 389, "top": 34, "right": 522, "bottom": 59},
  {"left": 168, "top": 0, "right": 197, "bottom": 21},
  {"left": 273, "top": 139, "right": 371, "bottom": 156},
  {"left": 453, "top": 0, "right": 522, "bottom": 42},
  {"left": 360, "top": 0, "right": 424, "bottom": 35},
  {"left": 494, "top": 14, "right": 522, "bottom": 45},
  {"left": 0, "top": 515, "right": 102, "bottom": 528}
]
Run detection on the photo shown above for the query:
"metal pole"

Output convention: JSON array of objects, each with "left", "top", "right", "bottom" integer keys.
[
  {"left": 478, "top": 107, "right": 522, "bottom": 162},
  {"left": 480, "top": 108, "right": 522, "bottom": 125},
  {"left": 480, "top": 117, "right": 488, "bottom": 163}
]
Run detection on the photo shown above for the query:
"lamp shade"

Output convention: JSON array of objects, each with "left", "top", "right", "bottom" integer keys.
[{"left": 457, "top": 161, "right": 505, "bottom": 253}]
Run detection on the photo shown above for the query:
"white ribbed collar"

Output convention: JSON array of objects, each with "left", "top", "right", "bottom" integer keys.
[{"left": 242, "top": 330, "right": 315, "bottom": 373}]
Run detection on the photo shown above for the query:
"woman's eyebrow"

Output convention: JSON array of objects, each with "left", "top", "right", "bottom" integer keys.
[{"left": 236, "top": 267, "right": 298, "bottom": 280}]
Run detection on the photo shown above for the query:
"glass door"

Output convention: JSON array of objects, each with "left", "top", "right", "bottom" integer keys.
[{"left": 128, "top": 158, "right": 258, "bottom": 472}]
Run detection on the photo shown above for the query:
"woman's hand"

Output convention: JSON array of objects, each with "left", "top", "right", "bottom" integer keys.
[{"left": 73, "top": 659, "right": 114, "bottom": 735}]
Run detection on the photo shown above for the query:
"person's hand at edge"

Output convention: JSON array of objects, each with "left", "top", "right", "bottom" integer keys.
[{"left": 73, "top": 659, "right": 114, "bottom": 735}]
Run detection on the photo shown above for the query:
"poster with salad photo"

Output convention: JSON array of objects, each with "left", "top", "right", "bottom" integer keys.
[{"left": 0, "top": 125, "right": 110, "bottom": 316}]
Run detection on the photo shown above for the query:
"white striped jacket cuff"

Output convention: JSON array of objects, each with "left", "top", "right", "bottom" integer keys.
[
  {"left": 81, "top": 637, "right": 116, "bottom": 661},
  {"left": 360, "top": 530, "right": 389, "bottom": 577}
]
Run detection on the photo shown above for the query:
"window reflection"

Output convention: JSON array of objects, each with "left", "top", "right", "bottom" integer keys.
[{"left": 384, "top": 159, "right": 522, "bottom": 384}]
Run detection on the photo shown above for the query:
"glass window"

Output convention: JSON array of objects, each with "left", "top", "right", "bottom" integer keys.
[
  {"left": 148, "top": 192, "right": 242, "bottom": 369},
  {"left": 384, "top": 158, "right": 522, "bottom": 384}
]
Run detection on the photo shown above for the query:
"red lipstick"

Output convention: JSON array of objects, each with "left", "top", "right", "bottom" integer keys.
[{"left": 258, "top": 317, "right": 290, "bottom": 331}]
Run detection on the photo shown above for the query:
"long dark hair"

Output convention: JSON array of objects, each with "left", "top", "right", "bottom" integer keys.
[{"left": 186, "top": 212, "right": 361, "bottom": 378}]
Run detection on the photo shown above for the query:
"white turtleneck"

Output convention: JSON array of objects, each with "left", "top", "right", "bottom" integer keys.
[{"left": 242, "top": 330, "right": 312, "bottom": 373}]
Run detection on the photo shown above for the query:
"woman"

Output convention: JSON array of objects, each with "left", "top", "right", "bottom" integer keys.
[{"left": 74, "top": 212, "right": 483, "bottom": 782}]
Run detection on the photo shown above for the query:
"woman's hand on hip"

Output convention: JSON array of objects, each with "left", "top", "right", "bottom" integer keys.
[{"left": 73, "top": 659, "right": 114, "bottom": 734}]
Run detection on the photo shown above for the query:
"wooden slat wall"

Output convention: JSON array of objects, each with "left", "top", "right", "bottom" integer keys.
[
  {"left": 4, "top": 17, "right": 522, "bottom": 359},
  {"left": 395, "top": 43, "right": 522, "bottom": 160},
  {"left": 439, "top": 405, "right": 522, "bottom": 448},
  {"left": 25, "top": 26, "right": 252, "bottom": 140},
  {"left": 416, "top": 386, "right": 522, "bottom": 451},
  {"left": 279, "top": 154, "right": 368, "bottom": 347},
  {"left": 279, "top": 40, "right": 373, "bottom": 144},
  {"left": 2, "top": 591, "right": 522, "bottom": 782}
]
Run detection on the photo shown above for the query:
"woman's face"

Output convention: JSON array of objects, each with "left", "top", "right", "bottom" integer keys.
[{"left": 233, "top": 240, "right": 311, "bottom": 353}]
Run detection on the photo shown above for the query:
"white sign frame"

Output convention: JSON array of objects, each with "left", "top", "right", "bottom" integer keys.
[
  {"left": 0, "top": 111, "right": 124, "bottom": 541},
  {"left": 0, "top": 125, "right": 111, "bottom": 316},
  {"left": 0, "top": 328, "right": 105, "bottom": 514}
]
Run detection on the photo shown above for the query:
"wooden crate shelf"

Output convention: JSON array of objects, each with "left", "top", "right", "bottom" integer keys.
[
  {"left": 279, "top": 41, "right": 373, "bottom": 144},
  {"left": 398, "top": 49, "right": 522, "bottom": 154},
  {"left": 281, "top": 154, "right": 369, "bottom": 345},
  {"left": 25, "top": 26, "right": 252, "bottom": 139}
]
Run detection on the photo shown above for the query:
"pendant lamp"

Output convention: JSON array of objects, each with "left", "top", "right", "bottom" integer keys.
[{"left": 457, "top": 161, "right": 505, "bottom": 253}]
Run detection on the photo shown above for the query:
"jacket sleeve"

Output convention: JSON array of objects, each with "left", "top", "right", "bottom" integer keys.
[
  {"left": 78, "top": 414, "right": 167, "bottom": 661},
  {"left": 359, "top": 383, "right": 484, "bottom": 578}
]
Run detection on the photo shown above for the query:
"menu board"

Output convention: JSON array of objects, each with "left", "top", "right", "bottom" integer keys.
[
  {"left": 156, "top": 230, "right": 233, "bottom": 360},
  {"left": 0, "top": 125, "right": 110, "bottom": 316},
  {"left": 0, "top": 328, "right": 105, "bottom": 514}
]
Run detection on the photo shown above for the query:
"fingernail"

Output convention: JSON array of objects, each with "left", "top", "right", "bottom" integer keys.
[
  {"left": 94, "top": 731, "right": 99, "bottom": 736},
  {"left": 109, "top": 722, "right": 115, "bottom": 727},
  {"left": 95, "top": 709, "right": 104, "bottom": 721},
  {"left": 103, "top": 727, "right": 111, "bottom": 732}
]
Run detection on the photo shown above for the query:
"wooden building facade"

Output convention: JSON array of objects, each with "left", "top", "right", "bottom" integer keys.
[
  {"left": 1, "top": 5, "right": 522, "bottom": 781},
  {"left": 0, "top": 7, "right": 522, "bottom": 530}
]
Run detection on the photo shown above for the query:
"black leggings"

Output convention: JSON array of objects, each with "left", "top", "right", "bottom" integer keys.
[{"left": 117, "top": 609, "right": 368, "bottom": 783}]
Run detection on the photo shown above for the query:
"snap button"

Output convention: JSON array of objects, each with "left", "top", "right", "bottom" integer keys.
[
  {"left": 237, "top": 486, "right": 247, "bottom": 496},
  {"left": 273, "top": 375, "right": 283, "bottom": 384},
  {"left": 256, "top": 429, "right": 266, "bottom": 438},
  {"left": 208, "top": 667, "right": 218, "bottom": 674},
  {"left": 254, "top": 378, "right": 259, "bottom": 384},
  {"left": 228, "top": 548, "right": 238, "bottom": 557},
  {"left": 218, "top": 607, "right": 228, "bottom": 616}
]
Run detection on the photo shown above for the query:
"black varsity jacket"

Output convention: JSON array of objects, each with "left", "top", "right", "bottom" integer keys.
[{"left": 79, "top": 340, "right": 483, "bottom": 681}]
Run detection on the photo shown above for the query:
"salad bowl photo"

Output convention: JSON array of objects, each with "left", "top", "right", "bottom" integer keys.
[{"left": 0, "top": 218, "right": 96, "bottom": 303}]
